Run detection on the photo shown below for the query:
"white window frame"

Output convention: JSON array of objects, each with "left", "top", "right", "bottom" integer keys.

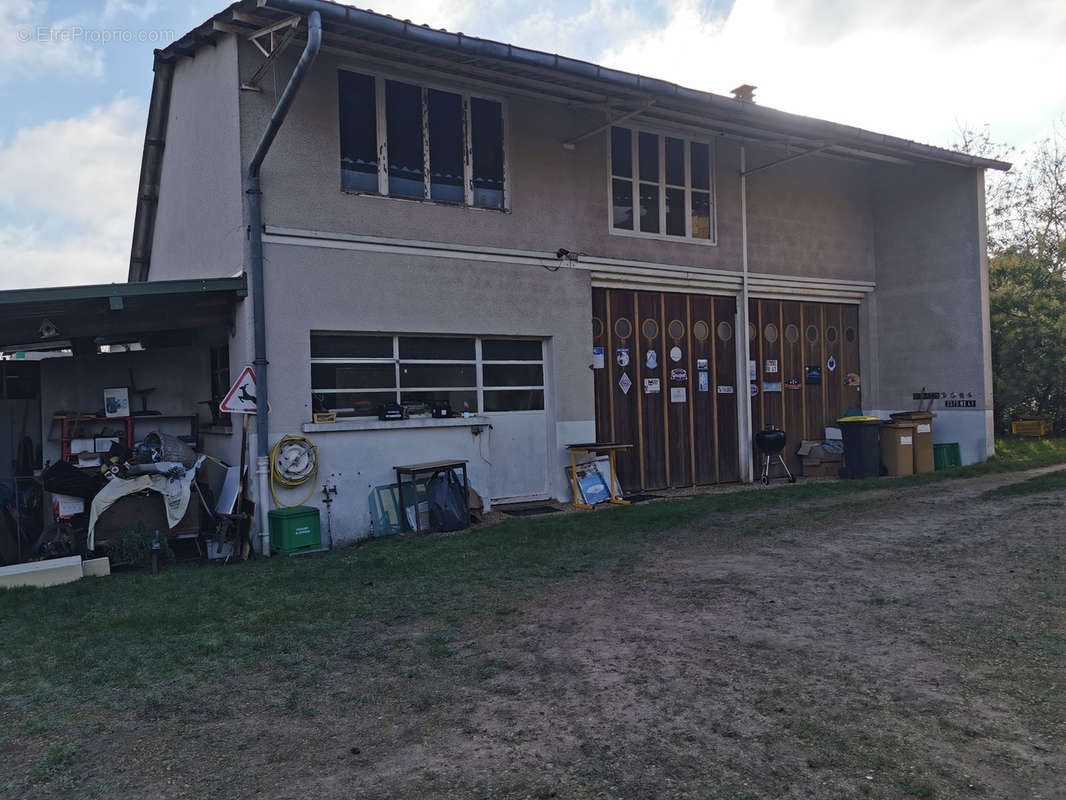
[
  {"left": 606, "top": 123, "right": 718, "bottom": 246},
  {"left": 338, "top": 66, "right": 510, "bottom": 211},
  {"left": 310, "top": 334, "right": 544, "bottom": 415}
]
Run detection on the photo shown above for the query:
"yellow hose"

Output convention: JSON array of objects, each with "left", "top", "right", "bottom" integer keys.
[{"left": 269, "top": 435, "right": 318, "bottom": 508}]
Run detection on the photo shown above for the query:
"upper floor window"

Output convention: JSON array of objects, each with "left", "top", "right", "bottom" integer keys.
[
  {"left": 338, "top": 69, "right": 506, "bottom": 210},
  {"left": 609, "top": 125, "right": 715, "bottom": 243}
]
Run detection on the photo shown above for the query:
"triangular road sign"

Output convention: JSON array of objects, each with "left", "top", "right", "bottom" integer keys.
[{"left": 220, "top": 367, "right": 270, "bottom": 414}]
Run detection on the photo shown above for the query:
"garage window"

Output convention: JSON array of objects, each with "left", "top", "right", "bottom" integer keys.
[
  {"left": 311, "top": 334, "right": 543, "bottom": 416},
  {"left": 339, "top": 69, "right": 506, "bottom": 209},
  {"left": 609, "top": 125, "right": 715, "bottom": 243}
]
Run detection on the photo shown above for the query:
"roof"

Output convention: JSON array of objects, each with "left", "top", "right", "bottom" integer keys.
[
  {"left": 129, "top": 0, "right": 1011, "bottom": 281},
  {"left": 0, "top": 276, "right": 246, "bottom": 351}
]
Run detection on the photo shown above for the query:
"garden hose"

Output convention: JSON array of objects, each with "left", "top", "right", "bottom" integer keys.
[{"left": 269, "top": 435, "right": 319, "bottom": 508}]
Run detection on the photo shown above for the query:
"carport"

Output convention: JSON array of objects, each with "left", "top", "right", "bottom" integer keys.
[{"left": 0, "top": 276, "right": 245, "bottom": 566}]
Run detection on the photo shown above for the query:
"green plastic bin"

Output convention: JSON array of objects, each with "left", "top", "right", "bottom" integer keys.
[
  {"left": 933, "top": 443, "right": 962, "bottom": 470},
  {"left": 268, "top": 506, "right": 321, "bottom": 554}
]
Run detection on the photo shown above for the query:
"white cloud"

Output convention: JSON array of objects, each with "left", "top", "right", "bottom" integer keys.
[
  {"left": 599, "top": 0, "right": 1066, "bottom": 148},
  {"left": 1, "top": 0, "right": 105, "bottom": 79},
  {"left": 0, "top": 97, "right": 143, "bottom": 288}
]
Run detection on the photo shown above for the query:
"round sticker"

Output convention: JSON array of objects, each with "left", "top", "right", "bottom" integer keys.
[
  {"left": 670, "top": 346, "right": 682, "bottom": 362},
  {"left": 827, "top": 355, "right": 837, "bottom": 372},
  {"left": 616, "top": 348, "right": 630, "bottom": 367},
  {"left": 750, "top": 383, "right": 759, "bottom": 397}
]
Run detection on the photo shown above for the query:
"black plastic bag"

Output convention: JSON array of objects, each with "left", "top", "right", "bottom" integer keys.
[
  {"left": 41, "top": 460, "right": 106, "bottom": 499},
  {"left": 426, "top": 470, "right": 469, "bottom": 532}
]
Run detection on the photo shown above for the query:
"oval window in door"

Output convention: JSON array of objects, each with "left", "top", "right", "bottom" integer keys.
[{"left": 614, "top": 317, "right": 632, "bottom": 339}]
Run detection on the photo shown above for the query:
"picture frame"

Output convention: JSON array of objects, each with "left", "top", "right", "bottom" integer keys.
[{"left": 103, "top": 387, "right": 130, "bottom": 418}]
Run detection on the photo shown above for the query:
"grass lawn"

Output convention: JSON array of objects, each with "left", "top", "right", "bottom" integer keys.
[{"left": 1, "top": 436, "right": 1064, "bottom": 798}]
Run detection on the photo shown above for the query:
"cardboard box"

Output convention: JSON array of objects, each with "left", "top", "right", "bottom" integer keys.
[{"left": 802, "top": 462, "right": 839, "bottom": 478}]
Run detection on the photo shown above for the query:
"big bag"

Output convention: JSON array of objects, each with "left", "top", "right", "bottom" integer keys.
[{"left": 426, "top": 470, "right": 469, "bottom": 532}]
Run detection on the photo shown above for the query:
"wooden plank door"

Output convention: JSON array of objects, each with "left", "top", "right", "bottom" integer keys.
[
  {"left": 691, "top": 295, "right": 717, "bottom": 484},
  {"left": 781, "top": 301, "right": 805, "bottom": 473},
  {"left": 823, "top": 304, "right": 844, "bottom": 428},
  {"left": 714, "top": 296, "right": 740, "bottom": 483},
  {"left": 663, "top": 292, "right": 692, "bottom": 487},
  {"left": 605, "top": 290, "right": 641, "bottom": 491},
  {"left": 801, "top": 302, "right": 824, "bottom": 439},
  {"left": 841, "top": 304, "right": 862, "bottom": 414}
]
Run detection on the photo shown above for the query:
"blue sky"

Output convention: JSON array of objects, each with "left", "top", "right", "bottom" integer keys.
[{"left": 1, "top": 0, "right": 1065, "bottom": 289}]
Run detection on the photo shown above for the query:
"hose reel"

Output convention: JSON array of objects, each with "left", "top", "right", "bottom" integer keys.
[{"left": 269, "top": 435, "right": 318, "bottom": 508}]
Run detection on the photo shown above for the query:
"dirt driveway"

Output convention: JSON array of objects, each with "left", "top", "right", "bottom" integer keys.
[{"left": 8, "top": 468, "right": 1066, "bottom": 799}]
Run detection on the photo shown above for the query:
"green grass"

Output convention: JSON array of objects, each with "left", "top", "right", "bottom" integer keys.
[
  {"left": 981, "top": 468, "right": 1066, "bottom": 500},
  {"left": 1, "top": 436, "right": 1064, "bottom": 718}
]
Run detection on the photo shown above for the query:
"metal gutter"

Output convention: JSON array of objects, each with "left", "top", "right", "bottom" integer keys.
[
  {"left": 246, "top": 8, "right": 322, "bottom": 556},
  {"left": 738, "top": 145, "right": 753, "bottom": 483},
  {"left": 127, "top": 58, "right": 176, "bottom": 282},
  {"left": 0, "top": 276, "right": 247, "bottom": 305}
]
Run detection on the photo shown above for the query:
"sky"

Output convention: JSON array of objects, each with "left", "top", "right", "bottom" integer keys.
[{"left": 1, "top": 0, "right": 1065, "bottom": 290}]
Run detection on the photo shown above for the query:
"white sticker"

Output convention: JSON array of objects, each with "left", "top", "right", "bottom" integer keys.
[
  {"left": 644, "top": 377, "right": 660, "bottom": 394},
  {"left": 592, "top": 347, "right": 604, "bottom": 369},
  {"left": 670, "top": 368, "right": 688, "bottom": 382},
  {"left": 670, "top": 346, "right": 683, "bottom": 362},
  {"left": 698, "top": 371, "right": 709, "bottom": 392},
  {"left": 717, "top": 385, "right": 735, "bottom": 394},
  {"left": 696, "top": 358, "right": 709, "bottom": 370},
  {"left": 765, "top": 359, "right": 779, "bottom": 374},
  {"left": 670, "top": 387, "right": 687, "bottom": 403},
  {"left": 618, "top": 372, "right": 632, "bottom": 394},
  {"left": 900, "top": 435, "right": 913, "bottom": 445},
  {"left": 748, "top": 360, "right": 757, "bottom": 381},
  {"left": 917, "top": 424, "right": 931, "bottom": 434},
  {"left": 616, "top": 348, "right": 629, "bottom": 367}
]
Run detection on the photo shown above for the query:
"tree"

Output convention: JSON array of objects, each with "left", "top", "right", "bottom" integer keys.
[{"left": 956, "top": 121, "right": 1066, "bottom": 431}]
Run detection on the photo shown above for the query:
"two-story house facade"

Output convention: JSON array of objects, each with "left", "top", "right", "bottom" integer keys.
[{"left": 130, "top": 0, "right": 1009, "bottom": 544}]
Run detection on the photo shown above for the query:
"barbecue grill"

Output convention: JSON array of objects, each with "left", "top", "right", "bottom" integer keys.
[{"left": 754, "top": 425, "right": 796, "bottom": 486}]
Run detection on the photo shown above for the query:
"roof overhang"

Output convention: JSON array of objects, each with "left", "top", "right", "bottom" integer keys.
[
  {"left": 164, "top": 0, "right": 1013, "bottom": 172},
  {"left": 0, "top": 276, "right": 246, "bottom": 352}
]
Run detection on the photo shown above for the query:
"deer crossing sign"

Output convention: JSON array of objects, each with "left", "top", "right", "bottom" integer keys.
[{"left": 219, "top": 367, "right": 271, "bottom": 414}]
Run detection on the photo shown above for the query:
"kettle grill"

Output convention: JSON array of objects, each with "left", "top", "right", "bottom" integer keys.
[{"left": 754, "top": 425, "right": 796, "bottom": 486}]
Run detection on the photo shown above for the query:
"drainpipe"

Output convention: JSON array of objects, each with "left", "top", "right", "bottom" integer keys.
[
  {"left": 246, "top": 10, "right": 322, "bottom": 556},
  {"left": 738, "top": 144, "right": 754, "bottom": 482}
]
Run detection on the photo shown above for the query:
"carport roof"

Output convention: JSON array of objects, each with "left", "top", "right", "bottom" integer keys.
[{"left": 0, "top": 276, "right": 246, "bottom": 351}]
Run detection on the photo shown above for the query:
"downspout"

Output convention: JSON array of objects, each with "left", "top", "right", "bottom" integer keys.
[
  {"left": 246, "top": 10, "right": 322, "bottom": 555},
  {"left": 738, "top": 144, "right": 754, "bottom": 482}
]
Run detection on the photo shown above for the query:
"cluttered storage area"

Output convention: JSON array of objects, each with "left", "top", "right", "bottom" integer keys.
[{"left": 0, "top": 278, "right": 250, "bottom": 587}]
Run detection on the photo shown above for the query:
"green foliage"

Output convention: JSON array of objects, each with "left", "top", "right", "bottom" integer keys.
[
  {"left": 958, "top": 122, "right": 1066, "bottom": 432},
  {"left": 104, "top": 521, "right": 175, "bottom": 568},
  {"left": 990, "top": 247, "right": 1066, "bottom": 430}
]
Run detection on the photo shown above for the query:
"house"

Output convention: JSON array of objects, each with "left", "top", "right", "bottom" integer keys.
[{"left": 126, "top": 0, "right": 1009, "bottom": 547}]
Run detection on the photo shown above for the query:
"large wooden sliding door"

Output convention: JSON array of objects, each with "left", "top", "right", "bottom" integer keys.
[
  {"left": 592, "top": 288, "right": 739, "bottom": 492},
  {"left": 749, "top": 298, "right": 862, "bottom": 474}
]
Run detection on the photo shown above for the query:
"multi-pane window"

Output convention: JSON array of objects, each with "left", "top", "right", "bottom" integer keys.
[
  {"left": 338, "top": 69, "right": 506, "bottom": 209},
  {"left": 311, "top": 334, "right": 543, "bottom": 417},
  {"left": 609, "top": 125, "right": 715, "bottom": 242}
]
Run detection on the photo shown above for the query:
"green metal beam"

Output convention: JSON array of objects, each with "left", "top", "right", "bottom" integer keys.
[{"left": 0, "top": 275, "right": 247, "bottom": 306}]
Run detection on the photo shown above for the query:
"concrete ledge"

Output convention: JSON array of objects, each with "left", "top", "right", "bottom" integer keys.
[
  {"left": 302, "top": 415, "right": 491, "bottom": 434},
  {"left": 82, "top": 557, "right": 111, "bottom": 578},
  {"left": 0, "top": 556, "right": 84, "bottom": 589}
]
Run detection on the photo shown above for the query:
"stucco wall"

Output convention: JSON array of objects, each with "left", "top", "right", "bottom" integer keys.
[
  {"left": 745, "top": 144, "right": 876, "bottom": 282},
  {"left": 869, "top": 163, "right": 994, "bottom": 463},
  {"left": 234, "top": 39, "right": 875, "bottom": 286},
  {"left": 241, "top": 241, "right": 594, "bottom": 540},
  {"left": 149, "top": 34, "right": 244, "bottom": 281}
]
